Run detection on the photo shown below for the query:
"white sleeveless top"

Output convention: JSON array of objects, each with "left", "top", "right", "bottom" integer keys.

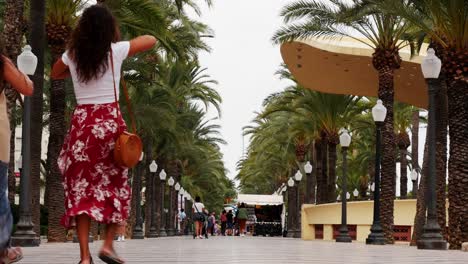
[{"left": 62, "top": 41, "right": 130, "bottom": 105}]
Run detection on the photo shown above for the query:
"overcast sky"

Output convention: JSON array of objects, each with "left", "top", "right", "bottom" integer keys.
[{"left": 188, "top": 0, "right": 295, "bottom": 182}]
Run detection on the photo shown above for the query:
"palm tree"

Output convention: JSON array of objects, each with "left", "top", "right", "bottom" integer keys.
[
  {"left": 44, "top": 0, "right": 84, "bottom": 242},
  {"left": 273, "top": 0, "right": 414, "bottom": 243},
  {"left": 373, "top": 0, "right": 466, "bottom": 249},
  {"left": 1, "top": 0, "right": 25, "bottom": 205}
]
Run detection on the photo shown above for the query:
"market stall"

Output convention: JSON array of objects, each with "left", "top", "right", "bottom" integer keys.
[{"left": 236, "top": 194, "right": 284, "bottom": 237}]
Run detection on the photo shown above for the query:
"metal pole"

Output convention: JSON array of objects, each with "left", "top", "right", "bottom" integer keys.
[
  {"left": 294, "top": 180, "right": 301, "bottom": 238},
  {"left": 184, "top": 197, "right": 189, "bottom": 235},
  {"left": 159, "top": 180, "right": 167, "bottom": 237},
  {"left": 412, "top": 179, "right": 418, "bottom": 198},
  {"left": 132, "top": 163, "right": 144, "bottom": 239},
  {"left": 167, "top": 186, "right": 175, "bottom": 236},
  {"left": 417, "top": 78, "right": 447, "bottom": 250},
  {"left": 148, "top": 171, "right": 158, "bottom": 238},
  {"left": 175, "top": 190, "right": 179, "bottom": 235},
  {"left": 336, "top": 147, "right": 352, "bottom": 242},
  {"left": 11, "top": 97, "right": 39, "bottom": 247},
  {"left": 286, "top": 185, "right": 295, "bottom": 238},
  {"left": 366, "top": 122, "right": 385, "bottom": 245}
]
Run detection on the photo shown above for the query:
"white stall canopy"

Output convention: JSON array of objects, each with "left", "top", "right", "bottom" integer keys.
[{"left": 237, "top": 194, "right": 284, "bottom": 206}]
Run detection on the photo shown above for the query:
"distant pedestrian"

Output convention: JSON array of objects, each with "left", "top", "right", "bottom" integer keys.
[
  {"left": 178, "top": 209, "right": 186, "bottom": 235},
  {"left": 226, "top": 210, "right": 234, "bottom": 236},
  {"left": 237, "top": 203, "right": 249, "bottom": 237},
  {"left": 208, "top": 212, "right": 216, "bottom": 236},
  {"left": 192, "top": 196, "right": 205, "bottom": 239},
  {"left": 220, "top": 210, "right": 227, "bottom": 236}
]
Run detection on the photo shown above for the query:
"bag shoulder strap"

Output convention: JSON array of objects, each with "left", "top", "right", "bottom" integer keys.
[
  {"left": 110, "top": 49, "right": 137, "bottom": 133},
  {"left": 194, "top": 203, "right": 200, "bottom": 213}
]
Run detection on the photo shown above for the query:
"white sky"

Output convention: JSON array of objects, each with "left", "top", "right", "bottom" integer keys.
[{"left": 188, "top": 0, "right": 295, "bottom": 182}]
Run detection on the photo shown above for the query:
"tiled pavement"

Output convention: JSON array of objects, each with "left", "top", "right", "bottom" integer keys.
[{"left": 21, "top": 236, "right": 468, "bottom": 263}]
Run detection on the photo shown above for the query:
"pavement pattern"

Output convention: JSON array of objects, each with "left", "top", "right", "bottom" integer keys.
[{"left": 20, "top": 236, "right": 468, "bottom": 263}]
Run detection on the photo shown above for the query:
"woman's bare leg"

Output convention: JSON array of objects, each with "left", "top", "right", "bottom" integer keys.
[
  {"left": 101, "top": 223, "right": 118, "bottom": 253},
  {"left": 76, "top": 215, "right": 91, "bottom": 263}
]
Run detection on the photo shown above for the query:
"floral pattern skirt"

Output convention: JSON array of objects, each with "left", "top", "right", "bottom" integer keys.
[{"left": 58, "top": 102, "right": 131, "bottom": 229}]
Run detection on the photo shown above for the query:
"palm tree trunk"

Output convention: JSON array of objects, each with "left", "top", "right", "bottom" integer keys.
[
  {"left": 314, "top": 138, "right": 323, "bottom": 204},
  {"left": 411, "top": 110, "right": 419, "bottom": 197},
  {"left": 446, "top": 78, "right": 468, "bottom": 249},
  {"left": 377, "top": 68, "right": 397, "bottom": 244},
  {"left": 399, "top": 146, "right": 408, "bottom": 199},
  {"left": 327, "top": 140, "right": 338, "bottom": 203},
  {"left": 410, "top": 135, "right": 428, "bottom": 246},
  {"left": 2, "top": 0, "right": 25, "bottom": 205},
  {"left": 45, "top": 74, "right": 67, "bottom": 242},
  {"left": 436, "top": 76, "right": 448, "bottom": 240},
  {"left": 29, "top": 0, "right": 46, "bottom": 236}
]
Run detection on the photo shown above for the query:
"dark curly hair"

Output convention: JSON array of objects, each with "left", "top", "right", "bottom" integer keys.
[{"left": 68, "top": 4, "right": 120, "bottom": 83}]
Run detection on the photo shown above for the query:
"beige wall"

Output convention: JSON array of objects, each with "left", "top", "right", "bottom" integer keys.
[{"left": 301, "top": 200, "right": 418, "bottom": 241}]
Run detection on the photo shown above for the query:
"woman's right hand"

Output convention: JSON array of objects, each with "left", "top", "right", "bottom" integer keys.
[{"left": 2, "top": 56, "right": 33, "bottom": 96}]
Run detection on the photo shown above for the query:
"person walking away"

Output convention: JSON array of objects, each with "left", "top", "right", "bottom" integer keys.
[
  {"left": 192, "top": 196, "right": 205, "bottom": 239},
  {"left": 220, "top": 210, "right": 227, "bottom": 236},
  {"left": 237, "top": 203, "right": 248, "bottom": 237},
  {"left": 178, "top": 209, "right": 186, "bottom": 235},
  {"left": 51, "top": 5, "right": 156, "bottom": 264},
  {"left": 226, "top": 210, "right": 234, "bottom": 236},
  {"left": 202, "top": 209, "right": 209, "bottom": 239},
  {"left": 207, "top": 212, "right": 215, "bottom": 236},
  {"left": 0, "top": 42, "right": 34, "bottom": 264}
]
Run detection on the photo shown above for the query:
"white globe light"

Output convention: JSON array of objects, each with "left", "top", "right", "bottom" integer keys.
[
  {"left": 149, "top": 160, "right": 158, "bottom": 173},
  {"left": 421, "top": 48, "right": 441, "bottom": 79},
  {"left": 139, "top": 152, "right": 144, "bottom": 161},
  {"left": 372, "top": 100, "right": 387, "bottom": 122},
  {"left": 337, "top": 195, "right": 341, "bottom": 201},
  {"left": 159, "top": 169, "right": 167, "bottom": 181},
  {"left": 168, "top": 176, "right": 175, "bottom": 186},
  {"left": 346, "top": 192, "right": 351, "bottom": 200},
  {"left": 17, "top": 45, "right": 38, "bottom": 75},
  {"left": 353, "top": 189, "right": 359, "bottom": 197},
  {"left": 304, "top": 161, "right": 313, "bottom": 174},
  {"left": 287, "top": 177, "right": 295, "bottom": 187},
  {"left": 339, "top": 129, "right": 351, "bottom": 147},
  {"left": 180, "top": 187, "right": 185, "bottom": 194},
  {"left": 175, "top": 182, "right": 181, "bottom": 191},
  {"left": 294, "top": 170, "right": 303, "bottom": 182},
  {"left": 410, "top": 169, "right": 418, "bottom": 181},
  {"left": 371, "top": 183, "right": 375, "bottom": 192}
]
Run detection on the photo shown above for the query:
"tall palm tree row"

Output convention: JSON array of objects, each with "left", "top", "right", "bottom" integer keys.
[
  {"left": 1, "top": 0, "right": 233, "bottom": 241},
  {"left": 273, "top": 0, "right": 414, "bottom": 243},
  {"left": 370, "top": 0, "right": 467, "bottom": 250}
]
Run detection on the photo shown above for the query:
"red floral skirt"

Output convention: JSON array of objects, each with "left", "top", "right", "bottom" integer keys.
[{"left": 58, "top": 102, "right": 131, "bottom": 229}]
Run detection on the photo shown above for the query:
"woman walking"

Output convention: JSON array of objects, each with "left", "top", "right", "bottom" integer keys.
[
  {"left": 0, "top": 42, "right": 34, "bottom": 264},
  {"left": 52, "top": 5, "right": 156, "bottom": 264},
  {"left": 192, "top": 196, "right": 205, "bottom": 239},
  {"left": 226, "top": 210, "right": 234, "bottom": 236},
  {"left": 220, "top": 210, "right": 227, "bottom": 236},
  {"left": 237, "top": 203, "right": 248, "bottom": 237}
]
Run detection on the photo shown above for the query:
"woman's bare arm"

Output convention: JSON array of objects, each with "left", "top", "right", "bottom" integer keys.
[
  {"left": 51, "top": 59, "right": 71, "bottom": 80},
  {"left": 2, "top": 56, "right": 33, "bottom": 96},
  {"left": 128, "top": 35, "right": 157, "bottom": 57}
]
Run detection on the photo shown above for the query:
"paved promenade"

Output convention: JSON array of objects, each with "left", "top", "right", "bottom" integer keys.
[{"left": 21, "top": 236, "right": 467, "bottom": 264}]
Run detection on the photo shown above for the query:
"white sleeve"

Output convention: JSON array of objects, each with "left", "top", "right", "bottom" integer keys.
[
  {"left": 114, "top": 41, "right": 130, "bottom": 61},
  {"left": 62, "top": 51, "right": 70, "bottom": 66}
]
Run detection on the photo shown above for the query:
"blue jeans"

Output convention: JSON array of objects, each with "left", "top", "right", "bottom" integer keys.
[{"left": 0, "top": 161, "right": 12, "bottom": 250}]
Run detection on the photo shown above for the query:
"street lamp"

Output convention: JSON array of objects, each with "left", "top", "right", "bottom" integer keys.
[
  {"left": 167, "top": 177, "right": 175, "bottom": 236},
  {"left": 132, "top": 153, "right": 145, "bottom": 239},
  {"left": 174, "top": 182, "right": 181, "bottom": 235},
  {"left": 293, "top": 170, "right": 303, "bottom": 238},
  {"left": 417, "top": 48, "right": 447, "bottom": 250},
  {"left": 147, "top": 160, "right": 158, "bottom": 238},
  {"left": 410, "top": 169, "right": 418, "bottom": 198},
  {"left": 12, "top": 45, "right": 40, "bottom": 247},
  {"left": 304, "top": 161, "right": 314, "bottom": 204},
  {"left": 366, "top": 100, "right": 387, "bottom": 245},
  {"left": 286, "top": 177, "right": 295, "bottom": 238},
  {"left": 336, "top": 129, "right": 352, "bottom": 243},
  {"left": 353, "top": 189, "right": 359, "bottom": 199},
  {"left": 159, "top": 169, "right": 167, "bottom": 237}
]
